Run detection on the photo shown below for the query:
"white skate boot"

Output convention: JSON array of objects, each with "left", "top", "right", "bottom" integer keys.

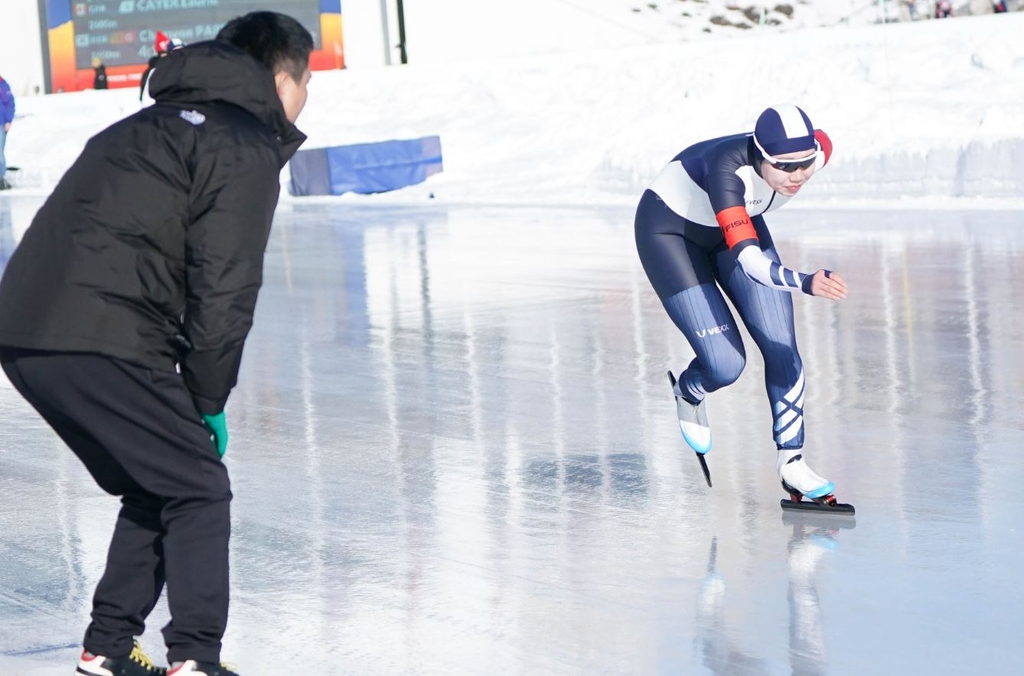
[
  {"left": 778, "top": 453, "right": 834, "bottom": 501},
  {"left": 669, "top": 373, "right": 711, "bottom": 455},
  {"left": 778, "top": 453, "right": 854, "bottom": 514},
  {"left": 667, "top": 371, "right": 713, "bottom": 486}
]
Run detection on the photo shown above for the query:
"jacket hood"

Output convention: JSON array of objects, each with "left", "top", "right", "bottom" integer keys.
[{"left": 149, "top": 41, "right": 305, "bottom": 160}]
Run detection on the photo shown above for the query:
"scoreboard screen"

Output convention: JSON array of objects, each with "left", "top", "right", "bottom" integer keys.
[
  {"left": 41, "top": 0, "right": 343, "bottom": 92},
  {"left": 69, "top": 1, "right": 323, "bottom": 69}
]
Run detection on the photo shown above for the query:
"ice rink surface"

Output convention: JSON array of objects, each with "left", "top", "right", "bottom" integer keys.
[{"left": 1, "top": 196, "right": 1022, "bottom": 675}]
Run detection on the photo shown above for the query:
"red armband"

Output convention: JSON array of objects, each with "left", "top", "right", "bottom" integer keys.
[
  {"left": 716, "top": 206, "right": 758, "bottom": 249},
  {"left": 815, "top": 129, "right": 833, "bottom": 166}
]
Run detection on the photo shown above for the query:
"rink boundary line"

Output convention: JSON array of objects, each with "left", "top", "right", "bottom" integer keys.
[
  {"left": 6, "top": 190, "right": 1024, "bottom": 213},
  {"left": 275, "top": 196, "right": 1024, "bottom": 212}
]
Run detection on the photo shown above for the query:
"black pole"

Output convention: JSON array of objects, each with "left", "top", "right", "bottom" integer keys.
[
  {"left": 37, "top": 0, "right": 53, "bottom": 93},
  {"left": 396, "top": 0, "right": 408, "bottom": 64}
]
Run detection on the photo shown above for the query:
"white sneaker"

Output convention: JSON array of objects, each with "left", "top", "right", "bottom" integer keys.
[
  {"left": 168, "top": 661, "right": 237, "bottom": 676},
  {"left": 778, "top": 453, "right": 834, "bottom": 499},
  {"left": 76, "top": 640, "right": 164, "bottom": 675}
]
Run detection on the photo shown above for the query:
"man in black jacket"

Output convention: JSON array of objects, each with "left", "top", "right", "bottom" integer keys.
[{"left": 0, "top": 12, "right": 312, "bottom": 676}]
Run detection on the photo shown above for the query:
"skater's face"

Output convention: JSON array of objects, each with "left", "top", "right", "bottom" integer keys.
[
  {"left": 276, "top": 67, "right": 312, "bottom": 124},
  {"left": 761, "top": 149, "right": 818, "bottom": 196}
]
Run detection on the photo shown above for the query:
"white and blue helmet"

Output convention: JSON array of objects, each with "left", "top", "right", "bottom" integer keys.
[{"left": 754, "top": 105, "right": 816, "bottom": 157}]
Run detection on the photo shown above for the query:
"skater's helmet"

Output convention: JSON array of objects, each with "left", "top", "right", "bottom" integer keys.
[{"left": 753, "top": 105, "right": 816, "bottom": 158}]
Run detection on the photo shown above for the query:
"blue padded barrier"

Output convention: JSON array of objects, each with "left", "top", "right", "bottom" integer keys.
[{"left": 290, "top": 136, "right": 442, "bottom": 196}]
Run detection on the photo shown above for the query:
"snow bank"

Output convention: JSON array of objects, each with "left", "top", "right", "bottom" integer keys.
[{"left": 3, "top": 12, "right": 1023, "bottom": 207}]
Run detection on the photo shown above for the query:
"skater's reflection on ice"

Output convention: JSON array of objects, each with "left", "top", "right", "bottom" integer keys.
[
  {"left": 785, "top": 512, "right": 856, "bottom": 676},
  {"left": 695, "top": 537, "right": 771, "bottom": 675},
  {"left": 695, "top": 515, "right": 855, "bottom": 676}
]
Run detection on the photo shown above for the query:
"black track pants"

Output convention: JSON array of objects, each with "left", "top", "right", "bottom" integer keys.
[{"left": 0, "top": 348, "right": 231, "bottom": 664}]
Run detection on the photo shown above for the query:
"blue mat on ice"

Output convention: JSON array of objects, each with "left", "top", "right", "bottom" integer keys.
[{"left": 289, "top": 136, "right": 443, "bottom": 196}]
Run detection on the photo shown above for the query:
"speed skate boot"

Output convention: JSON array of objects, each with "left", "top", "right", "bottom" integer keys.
[
  {"left": 168, "top": 661, "right": 239, "bottom": 676},
  {"left": 670, "top": 373, "right": 711, "bottom": 455},
  {"left": 76, "top": 640, "right": 166, "bottom": 675},
  {"left": 778, "top": 453, "right": 835, "bottom": 504},
  {"left": 667, "top": 371, "right": 714, "bottom": 486}
]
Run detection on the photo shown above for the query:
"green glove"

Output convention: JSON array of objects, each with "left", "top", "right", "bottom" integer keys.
[{"left": 201, "top": 411, "right": 229, "bottom": 458}]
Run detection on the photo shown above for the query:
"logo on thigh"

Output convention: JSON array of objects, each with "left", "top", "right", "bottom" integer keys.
[{"left": 696, "top": 324, "right": 730, "bottom": 338}]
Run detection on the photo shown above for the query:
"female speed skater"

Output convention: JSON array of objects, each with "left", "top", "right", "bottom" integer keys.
[{"left": 634, "top": 104, "right": 852, "bottom": 510}]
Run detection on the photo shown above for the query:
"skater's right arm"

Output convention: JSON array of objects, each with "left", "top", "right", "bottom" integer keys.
[
  {"left": 715, "top": 207, "right": 834, "bottom": 296},
  {"left": 705, "top": 163, "right": 816, "bottom": 295},
  {"left": 714, "top": 205, "right": 844, "bottom": 298}
]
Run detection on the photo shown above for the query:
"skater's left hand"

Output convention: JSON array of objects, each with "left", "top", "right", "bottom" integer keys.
[
  {"left": 201, "top": 411, "right": 229, "bottom": 458},
  {"left": 807, "top": 269, "right": 847, "bottom": 301}
]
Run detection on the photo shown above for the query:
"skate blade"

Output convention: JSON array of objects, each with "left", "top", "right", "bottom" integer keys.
[
  {"left": 780, "top": 498, "right": 855, "bottom": 515},
  {"left": 696, "top": 452, "right": 712, "bottom": 487}
]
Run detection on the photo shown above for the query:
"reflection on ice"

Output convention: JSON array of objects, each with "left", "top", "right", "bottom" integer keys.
[
  {"left": 785, "top": 513, "right": 856, "bottom": 676},
  {"left": 1, "top": 198, "right": 1023, "bottom": 674}
]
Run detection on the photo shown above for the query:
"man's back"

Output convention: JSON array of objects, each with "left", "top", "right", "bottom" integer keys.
[
  {"left": 0, "top": 15, "right": 315, "bottom": 675},
  {"left": 0, "top": 41, "right": 305, "bottom": 410}
]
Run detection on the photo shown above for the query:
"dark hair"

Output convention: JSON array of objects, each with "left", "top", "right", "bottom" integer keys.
[{"left": 216, "top": 11, "right": 314, "bottom": 81}]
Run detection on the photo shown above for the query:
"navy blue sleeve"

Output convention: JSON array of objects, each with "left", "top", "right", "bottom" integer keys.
[{"left": 677, "top": 134, "right": 752, "bottom": 215}]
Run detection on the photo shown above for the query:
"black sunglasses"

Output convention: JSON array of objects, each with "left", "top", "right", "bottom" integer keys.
[
  {"left": 768, "top": 153, "right": 819, "bottom": 173},
  {"left": 753, "top": 134, "right": 821, "bottom": 173}
]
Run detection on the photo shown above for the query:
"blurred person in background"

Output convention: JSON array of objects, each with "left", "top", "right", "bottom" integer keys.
[
  {"left": 935, "top": 0, "right": 953, "bottom": 17},
  {"left": 0, "top": 11, "right": 312, "bottom": 676},
  {"left": 0, "top": 74, "right": 13, "bottom": 190},
  {"left": 93, "top": 56, "right": 109, "bottom": 89},
  {"left": 141, "top": 31, "right": 186, "bottom": 105}
]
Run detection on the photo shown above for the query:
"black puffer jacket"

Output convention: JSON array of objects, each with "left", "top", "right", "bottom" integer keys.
[{"left": 0, "top": 42, "right": 306, "bottom": 414}]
